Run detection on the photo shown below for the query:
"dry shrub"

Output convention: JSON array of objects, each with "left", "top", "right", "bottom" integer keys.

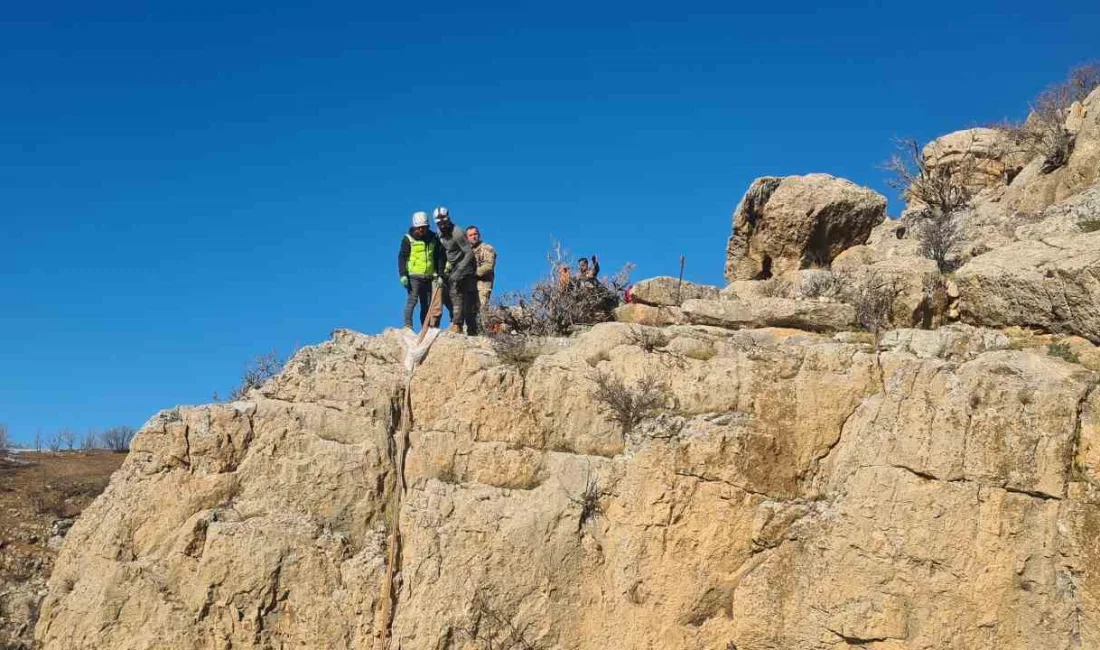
[
  {"left": 885, "top": 137, "right": 975, "bottom": 218},
  {"left": 801, "top": 271, "right": 842, "bottom": 299},
  {"left": 489, "top": 333, "right": 543, "bottom": 372},
  {"left": 29, "top": 490, "right": 67, "bottom": 517},
  {"left": 994, "top": 62, "right": 1100, "bottom": 172},
  {"left": 567, "top": 474, "right": 611, "bottom": 532},
  {"left": 219, "top": 350, "right": 284, "bottom": 401},
  {"left": 1079, "top": 217, "right": 1100, "bottom": 233},
  {"left": 591, "top": 371, "right": 668, "bottom": 433},
  {"left": 623, "top": 326, "right": 669, "bottom": 353},
  {"left": 483, "top": 242, "right": 633, "bottom": 336},
  {"left": 1048, "top": 341, "right": 1081, "bottom": 364},
  {"left": 755, "top": 276, "right": 793, "bottom": 299},
  {"left": 456, "top": 592, "right": 541, "bottom": 650},
  {"left": 835, "top": 270, "right": 905, "bottom": 337},
  {"left": 915, "top": 211, "right": 962, "bottom": 272}
]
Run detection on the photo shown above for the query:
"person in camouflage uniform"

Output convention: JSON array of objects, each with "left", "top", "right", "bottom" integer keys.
[{"left": 465, "top": 225, "right": 497, "bottom": 307}]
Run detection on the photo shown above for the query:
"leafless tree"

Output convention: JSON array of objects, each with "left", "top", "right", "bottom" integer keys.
[
  {"left": 0, "top": 423, "right": 9, "bottom": 455},
  {"left": 58, "top": 428, "right": 76, "bottom": 451},
  {"left": 884, "top": 137, "right": 971, "bottom": 269},
  {"left": 885, "top": 137, "right": 975, "bottom": 217},
  {"left": 101, "top": 425, "right": 136, "bottom": 453},
  {"left": 994, "top": 61, "right": 1100, "bottom": 172},
  {"left": 46, "top": 431, "right": 63, "bottom": 453},
  {"left": 221, "top": 351, "right": 284, "bottom": 401},
  {"left": 916, "top": 211, "right": 961, "bottom": 272},
  {"left": 34, "top": 429, "right": 43, "bottom": 453},
  {"left": 81, "top": 429, "right": 99, "bottom": 451}
]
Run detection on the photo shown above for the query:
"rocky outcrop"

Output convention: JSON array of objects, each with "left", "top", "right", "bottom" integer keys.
[
  {"left": 681, "top": 297, "right": 855, "bottom": 332},
  {"left": 724, "top": 174, "right": 887, "bottom": 281},
  {"left": 613, "top": 303, "right": 686, "bottom": 327},
  {"left": 955, "top": 231, "right": 1100, "bottom": 342},
  {"left": 922, "top": 127, "right": 1030, "bottom": 194},
  {"left": 1016, "top": 182, "right": 1100, "bottom": 240},
  {"left": 629, "top": 276, "right": 719, "bottom": 307},
  {"left": 37, "top": 324, "right": 1100, "bottom": 649},
  {"left": 1000, "top": 86, "right": 1100, "bottom": 214}
]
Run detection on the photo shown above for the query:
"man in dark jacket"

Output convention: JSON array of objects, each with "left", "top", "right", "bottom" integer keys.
[
  {"left": 397, "top": 211, "right": 445, "bottom": 329},
  {"left": 432, "top": 206, "right": 479, "bottom": 335}
]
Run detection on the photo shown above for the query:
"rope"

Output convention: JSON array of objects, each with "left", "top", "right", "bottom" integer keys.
[{"left": 373, "top": 284, "right": 445, "bottom": 650}]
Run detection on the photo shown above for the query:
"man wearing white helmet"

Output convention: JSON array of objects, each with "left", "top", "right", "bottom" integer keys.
[
  {"left": 397, "top": 211, "right": 444, "bottom": 329},
  {"left": 433, "top": 206, "right": 479, "bottom": 334}
]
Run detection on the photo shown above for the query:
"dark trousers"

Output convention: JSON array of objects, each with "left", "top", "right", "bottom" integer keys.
[
  {"left": 444, "top": 275, "right": 480, "bottom": 335},
  {"left": 403, "top": 276, "right": 433, "bottom": 328}
]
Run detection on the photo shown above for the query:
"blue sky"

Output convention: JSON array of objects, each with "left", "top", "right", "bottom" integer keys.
[{"left": 2, "top": 1, "right": 1097, "bottom": 444}]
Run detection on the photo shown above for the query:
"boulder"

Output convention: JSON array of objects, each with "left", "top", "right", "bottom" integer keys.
[
  {"left": 1000, "top": 86, "right": 1100, "bottom": 214},
  {"left": 921, "top": 127, "right": 1030, "bottom": 194},
  {"left": 955, "top": 231, "right": 1100, "bottom": 342},
  {"left": 877, "top": 324, "right": 1011, "bottom": 360},
  {"left": 839, "top": 256, "right": 947, "bottom": 329},
  {"left": 613, "top": 303, "right": 686, "bottom": 327},
  {"left": 1015, "top": 182, "right": 1100, "bottom": 240},
  {"left": 681, "top": 297, "right": 855, "bottom": 332},
  {"left": 629, "top": 276, "right": 719, "bottom": 306},
  {"left": 724, "top": 174, "right": 887, "bottom": 281}
]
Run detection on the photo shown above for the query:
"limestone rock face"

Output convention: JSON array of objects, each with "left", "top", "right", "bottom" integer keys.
[
  {"left": 724, "top": 174, "right": 887, "bottom": 281},
  {"left": 955, "top": 231, "right": 1100, "bottom": 342},
  {"left": 613, "top": 303, "right": 686, "bottom": 327},
  {"left": 37, "top": 324, "right": 1100, "bottom": 649},
  {"left": 922, "top": 127, "right": 1030, "bottom": 194},
  {"left": 630, "top": 276, "right": 719, "bottom": 306},
  {"left": 681, "top": 297, "right": 856, "bottom": 332},
  {"left": 1016, "top": 182, "right": 1100, "bottom": 240},
  {"left": 1001, "top": 87, "right": 1100, "bottom": 214}
]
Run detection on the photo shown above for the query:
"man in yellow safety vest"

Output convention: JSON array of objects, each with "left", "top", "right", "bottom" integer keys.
[{"left": 397, "top": 211, "right": 445, "bottom": 329}]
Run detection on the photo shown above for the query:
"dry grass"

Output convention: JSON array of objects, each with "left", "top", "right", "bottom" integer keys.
[
  {"left": 756, "top": 276, "right": 793, "bottom": 299},
  {"left": 1048, "top": 341, "right": 1081, "bottom": 364},
  {"left": 801, "top": 271, "right": 842, "bottom": 299},
  {"left": 623, "top": 326, "right": 670, "bottom": 353}
]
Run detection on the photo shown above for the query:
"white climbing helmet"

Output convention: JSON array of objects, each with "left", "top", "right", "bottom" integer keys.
[
  {"left": 411, "top": 211, "right": 429, "bottom": 228},
  {"left": 432, "top": 206, "right": 450, "bottom": 222}
]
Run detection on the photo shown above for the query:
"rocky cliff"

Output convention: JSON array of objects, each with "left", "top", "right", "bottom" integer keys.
[
  {"left": 34, "top": 82, "right": 1100, "bottom": 650},
  {"left": 34, "top": 323, "right": 1100, "bottom": 649}
]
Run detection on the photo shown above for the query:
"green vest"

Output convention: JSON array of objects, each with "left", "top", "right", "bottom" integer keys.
[{"left": 406, "top": 235, "right": 436, "bottom": 278}]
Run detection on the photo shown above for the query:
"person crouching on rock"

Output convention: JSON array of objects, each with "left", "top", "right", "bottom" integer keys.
[
  {"left": 577, "top": 254, "right": 599, "bottom": 281},
  {"left": 397, "top": 211, "right": 445, "bottom": 330},
  {"left": 433, "top": 206, "right": 480, "bottom": 335}
]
